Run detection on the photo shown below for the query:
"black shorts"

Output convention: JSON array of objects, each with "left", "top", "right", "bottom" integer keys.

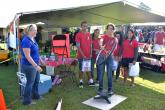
[{"left": 121, "top": 58, "right": 134, "bottom": 68}]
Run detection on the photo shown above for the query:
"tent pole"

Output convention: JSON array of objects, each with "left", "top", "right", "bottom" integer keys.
[{"left": 15, "top": 14, "right": 21, "bottom": 72}]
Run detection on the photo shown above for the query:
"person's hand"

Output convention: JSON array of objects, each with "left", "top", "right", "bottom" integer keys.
[
  {"left": 40, "top": 60, "right": 46, "bottom": 66},
  {"left": 90, "top": 54, "right": 92, "bottom": 59},
  {"left": 95, "top": 50, "right": 99, "bottom": 54},
  {"left": 118, "top": 56, "right": 122, "bottom": 61},
  {"left": 114, "top": 37, "right": 118, "bottom": 44},
  {"left": 114, "top": 56, "right": 121, "bottom": 61},
  {"left": 83, "top": 55, "right": 87, "bottom": 59},
  {"left": 132, "top": 61, "right": 136, "bottom": 65},
  {"left": 36, "top": 66, "right": 43, "bottom": 72},
  {"left": 114, "top": 56, "right": 118, "bottom": 61},
  {"left": 100, "top": 45, "right": 105, "bottom": 50}
]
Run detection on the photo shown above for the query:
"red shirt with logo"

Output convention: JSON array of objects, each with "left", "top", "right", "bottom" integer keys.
[
  {"left": 101, "top": 35, "right": 117, "bottom": 56},
  {"left": 122, "top": 39, "right": 138, "bottom": 58},
  {"left": 92, "top": 38, "right": 100, "bottom": 58},
  {"left": 75, "top": 31, "right": 92, "bottom": 58},
  {"left": 155, "top": 31, "right": 165, "bottom": 45}
]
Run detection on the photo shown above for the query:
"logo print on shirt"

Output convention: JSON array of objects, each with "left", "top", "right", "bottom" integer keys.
[{"left": 87, "top": 36, "right": 89, "bottom": 40}]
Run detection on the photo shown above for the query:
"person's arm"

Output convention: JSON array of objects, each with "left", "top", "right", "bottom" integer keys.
[
  {"left": 90, "top": 43, "right": 92, "bottom": 58},
  {"left": 23, "top": 48, "right": 42, "bottom": 72},
  {"left": 133, "top": 47, "right": 138, "bottom": 65},
  {"left": 75, "top": 33, "right": 86, "bottom": 59},
  {"left": 111, "top": 38, "right": 118, "bottom": 54},
  {"left": 118, "top": 45, "right": 123, "bottom": 61},
  {"left": 154, "top": 33, "right": 157, "bottom": 44},
  {"left": 118, "top": 45, "right": 123, "bottom": 57},
  {"left": 93, "top": 48, "right": 100, "bottom": 54},
  {"left": 39, "top": 57, "right": 46, "bottom": 66},
  {"left": 93, "top": 40, "right": 100, "bottom": 54},
  {"left": 76, "top": 42, "right": 86, "bottom": 58}
]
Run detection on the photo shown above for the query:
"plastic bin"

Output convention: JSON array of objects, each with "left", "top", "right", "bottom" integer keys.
[{"left": 0, "top": 50, "right": 9, "bottom": 60}]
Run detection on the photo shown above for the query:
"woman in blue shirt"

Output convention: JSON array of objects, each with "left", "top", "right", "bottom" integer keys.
[{"left": 21, "top": 24, "right": 44, "bottom": 105}]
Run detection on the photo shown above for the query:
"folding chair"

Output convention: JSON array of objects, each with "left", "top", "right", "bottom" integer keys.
[
  {"left": 16, "top": 72, "right": 27, "bottom": 97},
  {"left": 52, "top": 34, "right": 70, "bottom": 59}
]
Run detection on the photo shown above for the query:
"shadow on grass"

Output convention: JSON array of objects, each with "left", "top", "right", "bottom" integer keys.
[{"left": 138, "top": 68, "right": 165, "bottom": 83}]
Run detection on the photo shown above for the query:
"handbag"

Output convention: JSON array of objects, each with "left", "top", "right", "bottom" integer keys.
[
  {"left": 82, "top": 59, "right": 91, "bottom": 72},
  {"left": 128, "top": 62, "right": 140, "bottom": 77},
  {"left": 112, "top": 59, "right": 118, "bottom": 71}
]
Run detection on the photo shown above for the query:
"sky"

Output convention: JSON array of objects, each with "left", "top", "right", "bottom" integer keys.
[{"left": 0, "top": 0, "right": 165, "bottom": 28}]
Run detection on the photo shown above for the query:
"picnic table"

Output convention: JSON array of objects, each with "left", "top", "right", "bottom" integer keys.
[{"left": 138, "top": 51, "right": 165, "bottom": 72}]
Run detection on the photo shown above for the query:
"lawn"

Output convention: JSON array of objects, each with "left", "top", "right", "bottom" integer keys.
[{"left": 0, "top": 64, "right": 165, "bottom": 110}]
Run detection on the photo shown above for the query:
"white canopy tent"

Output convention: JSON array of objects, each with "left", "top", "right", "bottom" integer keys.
[
  {"left": 18, "top": 0, "right": 165, "bottom": 28},
  {"left": 13, "top": 0, "right": 165, "bottom": 72}
]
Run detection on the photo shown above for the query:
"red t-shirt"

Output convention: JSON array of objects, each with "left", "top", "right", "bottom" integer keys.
[
  {"left": 139, "top": 32, "right": 143, "bottom": 39},
  {"left": 122, "top": 39, "right": 138, "bottom": 58},
  {"left": 155, "top": 31, "right": 165, "bottom": 45},
  {"left": 92, "top": 38, "right": 100, "bottom": 58},
  {"left": 101, "top": 35, "right": 117, "bottom": 56},
  {"left": 113, "top": 44, "right": 121, "bottom": 56},
  {"left": 75, "top": 31, "right": 92, "bottom": 58}
]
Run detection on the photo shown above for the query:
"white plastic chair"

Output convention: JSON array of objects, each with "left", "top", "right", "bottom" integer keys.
[{"left": 17, "top": 72, "right": 27, "bottom": 97}]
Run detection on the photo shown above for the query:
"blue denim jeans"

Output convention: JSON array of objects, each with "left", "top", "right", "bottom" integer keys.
[
  {"left": 91, "top": 58, "right": 100, "bottom": 81},
  {"left": 98, "top": 56, "right": 113, "bottom": 91},
  {"left": 21, "top": 65, "right": 40, "bottom": 105}
]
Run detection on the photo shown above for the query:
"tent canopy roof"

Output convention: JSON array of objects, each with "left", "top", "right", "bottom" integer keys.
[{"left": 19, "top": 1, "right": 165, "bottom": 27}]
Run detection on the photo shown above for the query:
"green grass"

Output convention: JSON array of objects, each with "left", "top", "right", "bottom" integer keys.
[{"left": 0, "top": 64, "right": 165, "bottom": 110}]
